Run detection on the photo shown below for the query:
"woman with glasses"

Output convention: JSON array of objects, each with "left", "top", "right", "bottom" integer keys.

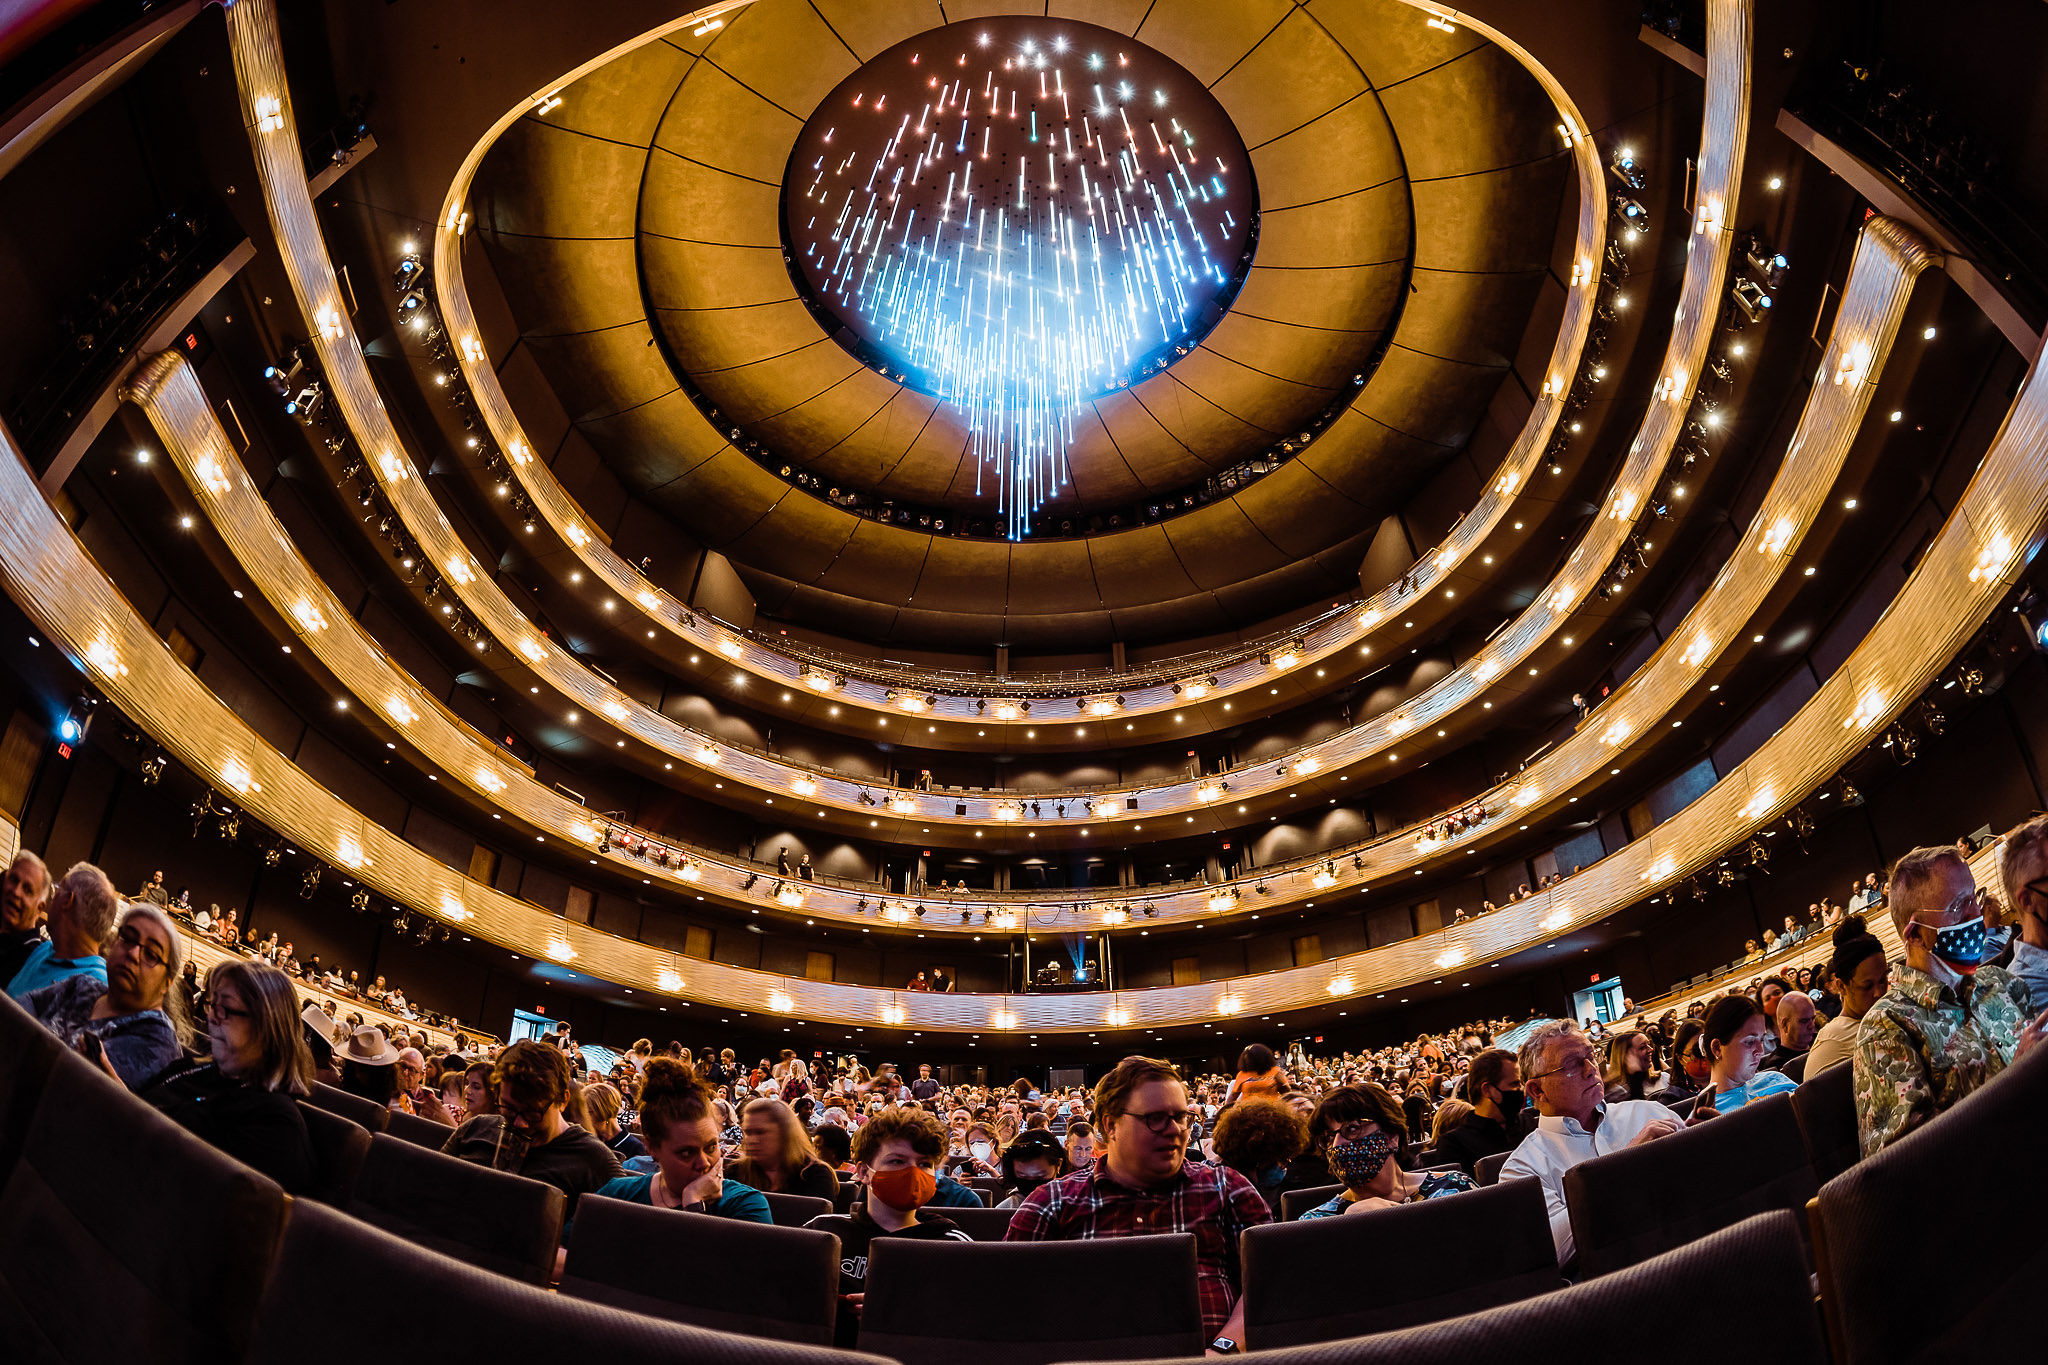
[
  {"left": 24, "top": 901, "right": 186, "bottom": 1088},
  {"left": 1299, "top": 1082, "right": 1474, "bottom": 1219},
  {"left": 1693, "top": 994, "right": 1800, "bottom": 1114},
  {"left": 141, "top": 958, "right": 313, "bottom": 1191}
]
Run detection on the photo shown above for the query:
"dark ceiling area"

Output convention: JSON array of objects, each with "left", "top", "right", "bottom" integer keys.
[{"left": 469, "top": 0, "right": 1571, "bottom": 649}]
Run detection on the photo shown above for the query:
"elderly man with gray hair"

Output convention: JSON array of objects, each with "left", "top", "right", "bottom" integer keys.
[
  {"left": 0, "top": 849, "right": 52, "bottom": 990},
  {"left": 6, "top": 861, "right": 118, "bottom": 1000},
  {"left": 1853, "top": 844, "right": 2042, "bottom": 1156},
  {"left": 1498, "top": 1018, "right": 1694, "bottom": 1265}
]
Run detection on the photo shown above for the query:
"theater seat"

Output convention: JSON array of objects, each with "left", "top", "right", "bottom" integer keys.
[
  {"left": 1241, "top": 1176, "right": 1563, "bottom": 1346},
  {"left": 1812, "top": 1041, "right": 2046, "bottom": 1362},
  {"left": 295, "top": 1100, "right": 371, "bottom": 1206},
  {"left": 1791, "top": 1059, "right": 1857, "bottom": 1184},
  {"left": 1090, "top": 1211, "right": 1819, "bottom": 1365},
  {"left": 248, "top": 1197, "right": 885, "bottom": 1365},
  {"left": 350, "top": 1132, "right": 564, "bottom": 1284},
  {"left": 1279, "top": 1183, "right": 1342, "bottom": 1221},
  {"left": 384, "top": 1108, "right": 457, "bottom": 1149},
  {"left": 761, "top": 1191, "right": 833, "bottom": 1227},
  {"left": 937, "top": 1205, "right": 1018, "bottom": 1242},
  {"left": 0, "top": 992, "right": 60, "bottom": 1176},
  {"left": 1474, "top": 1153, "right": 1513, "bottom": 1187},
  {"left": 1563, "top": 1092, "right": 1817, "bottom": 1278},
  {"left": 304, "top": 1080, "right": 390, "bottom": 1133},
  {"left": 0, "top": 1045, "right": 288, "bottom": 1361},
  {"left": 560, "top": 1193, "right": 841, "bottom": 1344},
  {"left": 859, "top": 1232, "right": 1202, "bottom": 1365}
]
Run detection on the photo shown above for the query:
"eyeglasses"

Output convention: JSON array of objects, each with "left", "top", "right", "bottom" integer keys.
[
  {"left": 1123, "top": 1108, "right": 1196, "bottom": 1134},
  {"left": 116, "top": 924, "right": 167, "bottom": 970},
  {"left": 1528, "top": 1053, "right": 1597, "bottom": 1083},
  {"left": 205, "top": 999, "right": 252, "bottom": 1024},
  {"left": 1943, "top": 887, "right": 1994, "bottom": 919},
  {"left": 1328, "top": 1118, "right": 1380, "bottom": 1140}
]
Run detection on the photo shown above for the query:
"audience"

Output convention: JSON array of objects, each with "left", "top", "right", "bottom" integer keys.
[
  {"left": 582, "top": 1081, "right": 646, "bottom": 1161},
  {"left": 994, "top": 1128, "right": 1069, "bottom": 1209},
  {"left": 1209, "top": 1098, "right": 1313, "bottom": 1218},
  {"left": 23, "top": 900, "right": 185, "bottom": 1089},
  {"left": 1433, "top": 1047, "right": 1523, "bottom": 1175},
  {"left": 1854, "top": 845, "right": 2042, "bottom": 1155},
  {"left": 1998, "top": 813, "right": 2048, "bottom": 1009},
  {"left": 1803, "top": 916, "right": 1890, "bottom": 1076},
  {"left": 1006, "top": 1055, "right": 1270, "bottom": 1352},
  {"left": 0, "top": 849, "right": 51, "bottom": 989},
  {"left": 1226, "top": 1043, "right": 1288, "bottom": 1103},
  {"left": 1600, "top": 1028, "right": 1661, "bottom": 1103},
  {"left": 1300, "top": 1082, "right": 1474, "bottom": 1220},
  {"left": 1500, "top": 1020, "right": 1690, "bottom": 1264},
  {"left": 442, "top": 1039, "right": 622, "bottom": 1217},
  {"left": 589, "top": 1057, "right": 768, "bottom": 1221},
  {"left": 142, "top": 958, "right": 313, "bottom": 1191},
  {"left": 804, "top": 1105, "right": 971, "bottom": 1346},
  {"left": 727, "top": 1096, "right": 839, "bottom": 1200},
  {"left": 7, "top": 861, "right": 117, "bottom": 1001},
  {"left": 1761, "top": 991, "right": 1817, "bottom": 1076}
]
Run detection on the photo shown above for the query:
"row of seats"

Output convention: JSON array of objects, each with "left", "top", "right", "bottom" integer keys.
[{"left": 2, "top": 987, "right": 2039, "bottom": 1362}]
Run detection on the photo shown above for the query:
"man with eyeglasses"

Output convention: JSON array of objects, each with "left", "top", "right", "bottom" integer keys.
[
  {"left": 1500, "top": 1019, "right": 1693, "bottom": 1265},
  {"left": 1997, "top": 814, "right": 2048, "bottom": 1016},
  {"left": 1005, "top": 1054, "right": 1270, "bottom": 1355},
  {"left": 1854, "top": 845, "right": 2043, "bottom": 1156}
]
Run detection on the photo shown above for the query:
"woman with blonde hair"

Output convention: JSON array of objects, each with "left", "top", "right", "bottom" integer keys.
[
  {"left": 1429, "top": 1097, "right": 1474, "bottom": 1148},
  {"left": 1601, "top": 1027, "right": 1662, "bottom": 1103},
  {"left": 727, "top": 1096, "right": 838, "bottom": 1199},
  {"left": 582, "top": 1079, "right": 646, "bottom": 1161}
]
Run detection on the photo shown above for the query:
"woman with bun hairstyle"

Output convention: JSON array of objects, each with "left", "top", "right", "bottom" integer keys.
[
  {"left": 589, "top": 1057, "right": 771, "bottom": 1222},
  {"left": 1693, "top": 994, "right": 1802, "bottom": 1114},
  {"left": 1804, "top": 915, "right": 1891, "bottom": 1076}
]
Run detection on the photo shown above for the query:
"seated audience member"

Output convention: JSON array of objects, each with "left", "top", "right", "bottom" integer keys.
[
  {"left": 1855, "top": 846, "right": 2041, "bottom": 1156},
  {"left": 1760, "top": 990, "right": 1818, "bottom": 1075},
  {"left": 590, "top": 1058, "right": 769, "bottom": 1222},
  {"left": 1063, "top": 1119, "right": 1096, "bottom": 1171},
  {"left": 1806, "top": 916, "right": 1890, "bottom": 1076},
  {"left": 1601, "top": 1028, "right": 1662, "bottom": 1103},
  {"left": 1209, "top": 1098, "right": 1312, "bottom": 1218},
  {"left": 942, "top": 1120, "right": 1002, "bottom": 1180},
  {"left": 463, "top": 1059, "right": 498, "bottom": 1118},
  {"left": 1756, "top": 975, "right": 1791, "bottom": 1021},
  {"left": 1227, "top": 1043, "right": 1289, "bottom": 1103},
  {"left": 812, "top": 1121, "right": 855, "bottom": 1175},
  {"left": 437, "top": 1068, "right": 470, "bottom": 1123},
  {"left": 443, "top": 1039, "right": 623, "bottom": 1217},
  {"left": 393, "top": 1046, "right": 458, "bottom": 1123},
  {"left": 1500, "top": 1020, "right": 1689, "bottom": 1264},
  {"left": 1006, "top": 1055, "right": 1270, "bottom": 1354},
  {"left": 995, "top": 1129, "right": 1070, "bottom": 1209},
  {"left": 338, "top": 1025, "right": 403, "bottom": 1106},
  {"left": 582, "top": 1080, "right": 646, "bottom": 1161},
  {"left": 299, "top": 1004, "right": 342, "bottom": 1087},
  {"left": 25, "top": 900, "right": 185, "bottom": 1089},
  {"left": 1999, "top": 814, "right": 2048, "bottom": 1009},
  {"left": 0, "top": 850, "right": 51, "bottom": 990},
  {"left": 726, "top": 1096, "right": 839, "bottom": 1200},
  {"left": 1650, "top": 1021, "right": 1710, "bottom": 1103},
  {"left": 1434, "top": 1048, "right": 1524, "bottom": 1175},
  {"left": 143, "top": 959, "right": 313, "bottom": 1191},
  {"left": 7, "top": 861, "right": 117, "bottom": 1000},
  {"left": 1300, "top": 1082, "right": 1475, "bottom": 1219},
  {"left": 1694, "top": 995, "right": 1800, "bottom": 1113},
  {"left": 805, "top": 1106, "right": 972, "bottom": 1347},
  {"left": 1430, "top": 1098, "right": 1473, "bottom": 1148}
]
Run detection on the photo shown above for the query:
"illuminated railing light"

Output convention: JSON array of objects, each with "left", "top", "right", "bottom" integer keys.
[
  {"left": 991, "top": 1008, "right": 1018, "bottom": 1030},
  {"left": 518, "top": 638, "right": 547, "bottom": 663},
  {"left": 770, "top": 990, "right": 794, "bottom": 1013},
  {"left": 805, "top": 670, "right": 838, "bottom": 692},
  {"left": 992, "top": 700, "right": 1023, "bottom": 719},
  {"left": 887, "top": 795, "right": 916, "bottom": 814},
  {"left": 475, "top": 769, "right": 505, "bottom": 794},
  {"left": 1194, "top": 783, "right": 1223, "bottom": 803},
  {"left": 440, "top": 895, "right": 471, "bottom": 922},
  {"left": 533, "top": 93, "right": 564, "bottom": 115},
  {"left": 775, "top": 882, "right": 805, "bottom": 907},
  {"left": 446, "top": 558, "right": 475, "bottom": 585},
  {"left": 601, "top": 700, "right": 628, "bottom": 722},
  {"left": 1609, "top": 490, "right": 1638, "bottom": 520},
  {"left": 508, "top": 441, "right": 532, "bottom": 466},
  {"left": 337, "top": 833, "right": 368, "bottom": 869},
  {"left": 1643, "top": 855, "right": 1676, "bottom": 883},
  {"left": 1435, "top": 947, "right": 1467, "bottom": 969},
  {"left": 1179, "top": 679, "right": 1210, "bottom": 700},
  {"left": 1833, "top": 342, "right": 1871, "bottom": 388},
  {"left": 717, "top": 637, "right": 744, "bottom": 659},
  {"left": 792, "top": 776, "right": 818, "bottom": 797},
  {"left": 1513, "top": 787, "right": 1540, "bottom": 809},
  {"left": 1601, "top": 719, "right": 1632, "bottom": 747},
  {"left": 659, "top": 968, "right": 684, "bottom": 992},
  {"left": 1326, "top": 974, "right": 1355, "bottom": 997},
  {"left": 1760, "top": 518, "right": 1794, "bottom": 555},
  {"left": 1217, "top": 993, "right": 1243, "bottom": 1016},
  {"left": 221, "top": 756, "right": 260, "bottom": 795},
  {"left": 564, "top": 523, "right": 589, "bottom": 548},
  {"left": 1094, "top": 798, "right": 1121, "bottom": 819},
  {"left": 1549, "top": 584, "right": 1579, "bottom": 612},
  {"left": 1106, "top": 1005, "right": 1132, "bottom": 1027},
  {"left": 1969, "top": 534, "right": 2015, "bottom": 584},
  {"left": 1312, "top": 868, "right": 1338, "bottom": 890},
  {"left": 1359, "top": 607, "right": 1382, "bottom": 629},
  {"left": 1494, "top": 470, "right": 1520, "bottom": 496},
  {"left": 882, "top": 1003, "right": 907, "bottom": 1024},
  {"left": 385, "top": 697, "right": 418, "bottom": 726},
  {"left": 678, "top": 857, "right": 701, "bottom": 883},
  {"left": 1683, "top": 634, "right": 1713, "bottom": 668},
  {"left": 1207, "top": 890, "right": 1236, "bottom": 914},
  {"left": 996, "top": 802, "right": 1021, "bottom": 821},
  {"left": 636, "top": 590, "right": 660, "bottom": 611},
  {"left": 1102, "top": 905, "right": 1130, "bottom": 926},
  {"left": 377, "top": 451, "right": 409, "bottom": 482},
  {"left": 290, "top": 599, "right": 328, "bottom": 634},
  {"left": 1844, "top": 689, "right": 1886, "bottom": 730},
  {"left": 254, "top": 95, "right": 285, "bottom": 133},
  {"left": 1427, "top": 14, "right": 1457, "bottom": 33},
  {"left": 315, "top": 306, "right": 344, "bottom": 341},
  {"left": 1387, "top": 714, "right": 1412, "bottom": 737},
  {"left": 1541, "top": 908, "right": 1570, "bottom": 932},
  {"left": 544, "top": 940, "right": 576, "bottom": 964},
  {"left": 696, "top": 743, "right": 722, "bottom": 765},
  {"left": 85, "top": 635, "right": 128, "bottom": 678},
  {"left": 195, "top": 455, "right": 231, "bottom": 496},
  {"left": 1474, "top": 659, "right": 1501, "bottom": 682},
  {"left": 1738, "top": 785, "right": 1776, "bottom": 820},
  {"left": 1294, "top": 756, "right": 1320, "bottom": 776}
]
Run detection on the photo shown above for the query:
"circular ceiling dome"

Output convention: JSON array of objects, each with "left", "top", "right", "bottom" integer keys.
[{"left": 782, "top": 19, "right": 1258, "bottom": 538}]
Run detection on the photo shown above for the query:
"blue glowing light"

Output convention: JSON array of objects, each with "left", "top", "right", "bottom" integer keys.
[{"left": 785, "top": 21, "right": 1256, "bottom": 538}]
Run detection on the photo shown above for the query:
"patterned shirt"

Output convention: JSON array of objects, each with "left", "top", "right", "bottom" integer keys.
[
  {"left": 1853, "top": 963, "right": 2031, "bottom": 1156},
  {"left": 1004, "top": 1155, "right": 1271, "bottom": 1336},
  {"left": 1298, "top": 1169, "right": 1476, "bottom": 1219},
  {"left": 23, "top": 973, "right": 180, "bottom": 1089}
]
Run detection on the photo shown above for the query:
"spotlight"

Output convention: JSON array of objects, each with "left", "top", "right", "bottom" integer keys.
[
  {"left": 139, "top": 753, "right": 166, "bottom": 785},
  {"left": 300, "top": 867, "right": 323, "bottom": 899},
  {"left": 1612, "top": 195, "right": 1650, "bottom": 231},
  {"left": 350, "top": 889, "right": 371, "bottom": 913},
  {"left": 1606, "top": 146, "right": 1645, "bottom": 190},
  {"left": 263, "top": 839, "right": 284, "bottom": 867},
  {"left": 1732, "top": 278, "right": 1772, "bottom": 323}
]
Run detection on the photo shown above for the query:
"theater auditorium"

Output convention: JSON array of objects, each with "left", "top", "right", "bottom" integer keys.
[{"left": 0, "top": 1, "right": 2043, "bottom": 1361}]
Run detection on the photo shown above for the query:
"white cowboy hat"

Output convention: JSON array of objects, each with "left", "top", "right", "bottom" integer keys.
[{"left": 341, "top": 1024, "right": 400, "bottom": 1067}]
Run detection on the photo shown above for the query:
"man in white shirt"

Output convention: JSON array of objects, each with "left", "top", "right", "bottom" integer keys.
[{"left": 1499, "top": 1019, "right": 1690, "bottom": 1264}]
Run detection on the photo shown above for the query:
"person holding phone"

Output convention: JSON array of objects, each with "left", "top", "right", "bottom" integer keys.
[{"left": 24, "top": 901, "right": 185, "bottom": 1088}]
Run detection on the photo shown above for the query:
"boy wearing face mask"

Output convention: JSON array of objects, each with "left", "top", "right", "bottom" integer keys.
[
  {"left": 1854, "top": 846, "right": 2046, "bottom": 1157},
  {"left": 806, "top": 1106, "right": 970, "bottom": 1346},
  {"left": 1433, "top": 1049, "right": 1526, "bottom": 1176}
]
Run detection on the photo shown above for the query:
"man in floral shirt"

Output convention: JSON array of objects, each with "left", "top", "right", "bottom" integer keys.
[{"left": 1854, "top": 846, "right": 2044, "bottom": 1156}]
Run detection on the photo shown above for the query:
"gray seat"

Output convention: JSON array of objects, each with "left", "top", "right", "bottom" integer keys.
[
  {"left": 350, "top": 1132, "right": 564, "bottom": 1284},
  {"left": 761, "top": 1191, "right": 833, "bottom": 1227},
  {"left": 295, "top": 1099, "right": 372, "bottom": 1206},
  {"left": 1279, "top": 1182, "right": 1342, "bottom": 1221},
  {"left": 561, "top": 1193, "right": 841, "bottom": 1343},
  {"left": 938, "top": 1204, "right": 1018, "bottom": 1242},
  {"left": 1091, "top": 1211, "right": 1819, "bottom": 1365},
  {"left": 0, "top": 1044, "right": 288, "bottom": 1361},
  {"left": 384, "top": 1108, "right": 459, "bottom": 1149},
  {"left": 1474, "top": 1152, "right": 1513, "bottom": 1187},
  {"left": 1563, "top": 1092, "right": 1817, "bottom": 1277},
  {"left": 1812, "top": 1040, "right": 2047, "bottom": 1362},
  {"left": 305, "top": 1080, "right": 389, "bottom": 1133},
  {"left": 860, "top": 1232, "right": 1202, "bottom": 1365},
  {"left": 1243, "top": 1176, "right": 1563, "bottom": 1346},
  {"left": 0, "top": 991, "right": 61, "bottom": 1177},
  {"left": 1791, "top": 1058, "right": 1858, "bottom": 1184},
  {"left": 248, "top": 1197, "right": 884, "bottom": 1365}
]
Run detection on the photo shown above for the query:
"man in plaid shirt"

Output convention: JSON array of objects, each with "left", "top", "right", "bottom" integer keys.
[{"left": 1005, "top": 1055, "right": 1270, "bottom": 1353}]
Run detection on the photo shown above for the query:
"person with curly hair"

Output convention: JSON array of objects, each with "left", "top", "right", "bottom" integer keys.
[{"left": 1210, "top": 1098, "right": 1314, "bottom": 1218}]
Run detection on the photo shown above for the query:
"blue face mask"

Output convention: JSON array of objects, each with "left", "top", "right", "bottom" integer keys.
[{"left": 1912, "top": 915, "right": 1988, "bottom": 971}]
